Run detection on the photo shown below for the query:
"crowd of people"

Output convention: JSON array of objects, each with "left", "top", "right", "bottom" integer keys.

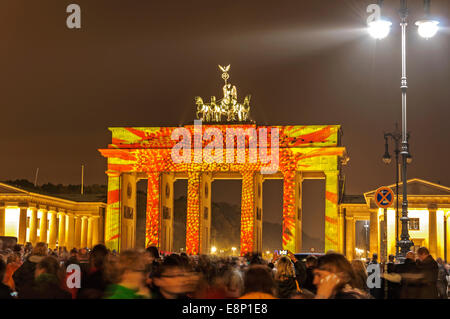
[{"left": 0, "top": 241, "right": 448, "bottom": 299}]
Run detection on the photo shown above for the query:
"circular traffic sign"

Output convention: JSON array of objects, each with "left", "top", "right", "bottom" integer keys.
[{"left": 374, "top": 187, "right": 395, "bottom": 209}]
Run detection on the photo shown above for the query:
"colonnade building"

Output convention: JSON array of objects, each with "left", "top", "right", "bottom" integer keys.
[
  {"left": 341, "top": 178, "right": 450, "bottom": 262},
  {"left": 0, "top": 182, "right": 106, "bottom": 249}
]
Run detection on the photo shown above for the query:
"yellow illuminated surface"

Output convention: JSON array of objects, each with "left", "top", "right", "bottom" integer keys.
[
  {"left": 437, "top": 210, "right": 444, "bottom": 257},
  {"left": 386, "top": 209, "right": 396, "bottom": 256},
  {"left": 5, "top": 208, "right": 19, "bottom": 237},
  {"left": 407, "top": 210, "right": 429, "bottom": 248}
]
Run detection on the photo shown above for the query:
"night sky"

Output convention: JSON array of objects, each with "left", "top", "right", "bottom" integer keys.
[{"left": 1, "top": 1, "right": 449, "bottom": 240}]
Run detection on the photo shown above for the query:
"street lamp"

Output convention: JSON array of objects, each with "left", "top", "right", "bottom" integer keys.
[
  {"left": 415, "top": 0, "right": 440, "bottom": 39},
  {"left": 368, "top": 18, "right": 392, "bottom": 39},
  {"left": 383, "top": 124, "right": 412, "bottom": 257},
  {"left": 369, "top": 0, "right": 440, "bottom": 260}
]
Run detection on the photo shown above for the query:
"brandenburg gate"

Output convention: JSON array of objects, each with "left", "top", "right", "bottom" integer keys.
[{"left": 99, "top": 66, "right": 348, "bottom": 255}]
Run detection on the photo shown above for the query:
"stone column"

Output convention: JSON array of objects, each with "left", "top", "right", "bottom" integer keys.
[
  {"left": 29, "top": 207, "right": 38, "bottom": 245},
  {"left": 446, "top": 213, "right": 450, "bottom": 263},
  {"left": 253, "top": 173, "right": 264, "bottom": 254},
  {"left": 58, "top": 212, "right": 66, "bottom": 248},
  {"left": 87, "top": 217, "right": 93, "bottom": 248},
  {"left": 74, "top": 216, "right": 82, "bottom": 248},
  {"left": 65, "top": 213, "right": 75, "bottom": 250},
  {"left": 296, "top": 173, "right": 304, "bottom": 253},
  {"left": 0, "top": 205, "right": 5, "bottom": 236},
  {"left": 325, "top": 171, "right": 340, "bottom": 252},
  {"left": 369, "top": 210, "right": 379, "bottom": 257},
  {"left": 39, "top": 208, "right": 48, "bottom": 243},
  {"left": 199, "top": 173, "right": 212, "bottom": 255},
  {"left": 186, "top": 171, "right": 200, "bottom": 255},
  {"left": 18, "top": 205, "right": 28, "bottom": 244},
  {"left": 241, "top": 171, "right": 255, "bottom": 255},
  {"left": 92, "top": 217, "right": 99, "bottom": 247},
  {"left": 160, "top": 174, "right": 174, "bottom": 253},
  {"left": 428, "top": 205, "right": 438, "bottom": 257},
  {"left": 81, "top": 216, "right": 88, "bottom": 248},
  {"left": 345, "top": 215, "right": 355, "bottom": 260},
  {"left": 48, "top": 210, "right": 58, "bottom": 249},
  {"left": 105, "top": 171, "right": 121, "bottom": 251},
  {"left": 281, "top": 170, "right": 296, "bottom": 252},
  {"left": 146, "top": 172, "right": 161, "bottom": 249}
]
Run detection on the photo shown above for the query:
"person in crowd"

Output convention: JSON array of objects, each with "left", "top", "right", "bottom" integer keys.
[
  {"left": 13, "top": 242, "right": 48, "bottom": 294},
  {"left": 274, "top": 256, "right": 301, "bottom": 298},
  {"left": 416, "top": 247, "right": 439, "bottom": 299},
  {"left": 144, "top": 246, "right": 160, "bottom": 288},
  {"left": 221, "top": 267, "right": 244, "bottom": 298},
  {"left": 151, "top": 254, "right": 197, "bottom": 299},
  {"left": 351, "top": 259, "right": 368, "bottom": 293},
  {"left": 386, "top": 254, "right": 400, "bottom": 299},
  {"left": 3, "top": 252, "right": 22, "bottom": 291},
  {"left": 303, "top": 255, "right": 318, "bottom": 294},
  {"left": 19, "top": 256, "right": 71, "bottom": 299},
  {"left": 13, "top": 244, "right": 24, "bottom": 259},
  {"left": 78, "top": 248, "right": 90, "bottom": 271},
  {"left": 78, "top": 244, "right": 111, "bottom": 299},
  {"left": 239, "top": 265, "right": 277, "bottom": 299},
  {"left": 0, "top": 259, "right": 13, "bottom": 299},
  {"left": 313, "top": 253, "right": 370, "bottom": 299},
  {"left": 368, "top": 252, "right": 384, "bottom": 299},
  {"left": 383, "top": 251, "right": 420, "bottom": 299},
  {"left": 64, "top": 248, "right": 80, "bottom": 268},
  {"left": 103, "top": 250, "right": 150, "bottom": 299},
  {"left": 436, "top": 257, "right": 448, "bottom": 299}
]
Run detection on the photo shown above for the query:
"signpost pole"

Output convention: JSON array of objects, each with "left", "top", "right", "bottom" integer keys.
[{"left": 383, "top": 207, "right": 387, "bottom": 263}]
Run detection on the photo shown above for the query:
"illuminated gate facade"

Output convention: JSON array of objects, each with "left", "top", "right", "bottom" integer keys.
[{"left": 99, "top": 124, "right": 347, "bottom": 255}]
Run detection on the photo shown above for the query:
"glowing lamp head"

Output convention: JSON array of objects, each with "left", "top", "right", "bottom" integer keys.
[
  {"left": 211, "top": 246, "right": 217, "bottom": 254},
  {"left": 415, "top": 19, "right": 439, "bottom": 39},
  {"left": 382, "top": 152, "right": 392, "bottom": 164},
  {"left": 368, "top": 19, "right": 392, "bottom": 39},
  {"left": 406, "top": 153, "right": 413, "bottom": 164}
]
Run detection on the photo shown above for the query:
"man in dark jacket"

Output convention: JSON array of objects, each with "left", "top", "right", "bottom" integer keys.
[
  {"left": 303, "top": 255, "right": 318, "bottom": 294},
  {"left": 386, "top": 254, "right": 400, "bottom": 299},
  {"left": 368, "top": 253, "right": 384, "bottom": 299},
  {"left": 395, "top": 251, "right": 421, "bottom": 298},
  {"left": 416, "top": 247, "right": 439, "bottom": 299},
  {"left": 12, "top": 242, "right": 48, "bottom": 294},
  {"left": 77, "top": 244, "right": 111, "bottom": 299}
]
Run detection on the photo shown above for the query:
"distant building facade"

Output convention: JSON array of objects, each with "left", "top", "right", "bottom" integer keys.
[
  {"left": 340, "top": 179, "right": 450, "bottom": 261},
  {"left": 0, "top": 183, "right": 106, "bottom": 249}
]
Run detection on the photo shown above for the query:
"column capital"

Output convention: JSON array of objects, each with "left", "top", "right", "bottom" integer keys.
[
  {"left": 428, "top": 204, "right": 438, "bottom": 212},
  {"left": 19, "top": 202, "right": 29, "bottom": 209},
  {"left": 38, "top": 205, "right": 48, "bottom": 211},
  {"left": 106, "top": 170, "right": 121, "bottom": 177}
]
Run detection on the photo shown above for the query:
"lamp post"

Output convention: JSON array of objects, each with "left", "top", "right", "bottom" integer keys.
[
  {"left": 368, "top": 0, "right": 439, "bottom": 260},
  {"left": 383, "top": 124, "right": 412, "bottom": 257}
]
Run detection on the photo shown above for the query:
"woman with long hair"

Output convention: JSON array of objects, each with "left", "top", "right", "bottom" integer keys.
[
  {"left": 274, "top": 257, "right": 300, "bottom": 298},
  {"left": 313, "top": 253, "right": 370, "bottom": 299},
  {"left": 351, "top": 259, "right": 369, "bottom": 292}
]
